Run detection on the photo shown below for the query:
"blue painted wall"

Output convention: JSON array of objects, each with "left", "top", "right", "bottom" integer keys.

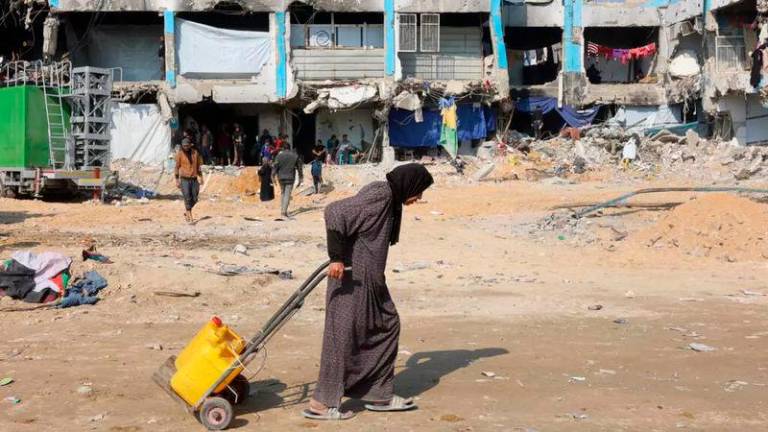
[
  {"left": 491, "top": 0, "right": 509, "bottom": 69},
  {"left": 385, "top": 0, "right": 396, "bottom": 76},
  {"left": 163, "top": 10, "right": 176, "bottom": 88},
  {"left": 563, "top": 0, "right": 584, "bottom": 73},
  {"left": 276, "top": 11, "right": 287, "bottom": 98}
]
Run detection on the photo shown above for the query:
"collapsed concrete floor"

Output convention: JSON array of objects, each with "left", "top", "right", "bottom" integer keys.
[{"left": 1, "top": 165, "right": 767, "bottom": 431}]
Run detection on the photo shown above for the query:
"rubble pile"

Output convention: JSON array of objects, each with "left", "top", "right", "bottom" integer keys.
[{"left": 503, "top": 126, "right": 768, "bottom": 182}]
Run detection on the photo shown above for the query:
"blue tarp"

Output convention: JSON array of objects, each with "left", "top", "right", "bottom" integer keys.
[
  {"left": 388, "top": 109, "right": 442, "bottom": 148},
  {"left": 390, "top": 105, "right": 496, "bottom": 148},
  {"left": 514, "top": 96, "right": 599, "bottom": 128}
]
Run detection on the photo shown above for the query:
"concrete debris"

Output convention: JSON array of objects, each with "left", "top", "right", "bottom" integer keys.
[
  {"left": 233, "top": 244, "right": 249, "bottom": 255},
  {"left": 688, "top": 343, "right": 716, "bottom": 352},
  {"left": 504, "top": 124, "right": 768, "bottom": 181},
  {"left": 304, "top": 85, "right": 378, "bottom": 113}
]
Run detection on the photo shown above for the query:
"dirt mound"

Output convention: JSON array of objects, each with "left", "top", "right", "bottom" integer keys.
[
  {"left": 631, "top": 193, "right": 768, "bottom": 261},
  {"left": 203, "top": 167, "right": 261, "bottom": 198}
]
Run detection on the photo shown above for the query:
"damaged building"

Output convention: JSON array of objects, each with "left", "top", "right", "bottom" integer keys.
[{"left": 1, "top": 0, "right": 767, "bottom": 166}]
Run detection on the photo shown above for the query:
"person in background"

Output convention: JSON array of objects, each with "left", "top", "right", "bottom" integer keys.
[
  {"left": 232, "top": 124, "right": 246, "bottom": 167},
  {"left": 272, "top": 142, "right": 303, "bottom": 220},
  {"left": 273, "top": 134, "right": 286, "bottom": 156},
  {"left": 350, "top": 138, "right": 364, "bottom": 164},
  {"left": 258, "top": 129, "right": 274, "bottom": 165},
  {"left": 338, "top": 134, "right": 352, "bottom": 165},
  {"left": 175, "top": 129, "right": 205, "bottom": 224},
  {"left": 311, "top": 140, "right": 327, "bottom": 194},
  {"left": 302, "top": 164, "right": 434, "bottom": 421},
  {"left": 200, "top": 124, "right": 213, "bottom": 165},
  {"left": 258, "top": 160, "right": 275, "bottom": 202},
  {"left": 326, "top": 135, "right": 339, "bottom": 165},
  {"left": 216, "top": 124, "right": 232, "bottom": 166},
  {"left": 261, "top": 138, "right": 275, "bottom": 164}
]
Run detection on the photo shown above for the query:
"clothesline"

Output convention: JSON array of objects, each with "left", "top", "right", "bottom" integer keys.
[{"left": 586, "top": 42, "right": 657, "bottom": 64}]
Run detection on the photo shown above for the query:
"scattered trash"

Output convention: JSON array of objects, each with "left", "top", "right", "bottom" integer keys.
[
  {"left": 154, "top": 290, "right": 200, "bottom": 298},
  {"left": 233, "top": 244, "right": 249, "bottom": 256},
  {"left": 569, "top": 376, "right": 587, "bottom": 383},
  {"left": 392, "top": 261, "right": 432, "bottom": 273},
  {"left": 146, "top": 343, "right": 163, "bottom": 351},
  {"left": 439, "top": 414, "right": 464, "bottom": 422},
  {"left": 59, "top": 271, "right": 108, "bottom": 308},
  {"left": 613, "top": 318, "right": 628, "bottom": 324},
  {"left": 481, "top": 371, "right": 496, "bottom": 378},
  {"left": 597, "top": 369, "right": 616, "bottom": 375},
  {"left": 624, "top": 291, "right": 635, "bottom": 298},
  {"left": 588, "top": 304, "right": 603, "bottom": 311},
  {"left": 723, "top": 380, "right": 749, "bottom": 392},
  {"left": 278, "top": 270, "right": 294, "bottom": 280},
  {"left": 689, "top": 343, "right": 716, "bottom": 352},
  {"left": 430, "top": 210, "right": 444, "bottom": 216},
  {"left": 0, "top": 377, "right": 13, "bottom": 386},
  {"left": 82, "top": 250, "right": 113, "bottom": 264},
  {"left": 740, "top": 289, "right": 766, "bottom": 297},
  {"left": 4, "top": 396, "right": 21, "bottom": 404},
  {"left": 88, "top": 413, "right": 106, "bottom": 422},
  {"left": 569, "top": 413, "right": 589, "bottom": 420},
  {"left": 77, "top": 384, "right": 94, "bottom": 396}
]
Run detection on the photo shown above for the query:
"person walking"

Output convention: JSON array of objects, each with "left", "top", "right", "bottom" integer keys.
[
  {"left": 302, "top": 163, "right": 434, "bottom": 421},
  {"left": 272, "top": 143, "right": 303, "bottom": 219},
  {"left": 311, "top": 140, "right": 326, "bottom": 194},
  {"left": 175, "top": 130, "right": 205, "bottom": 224}
]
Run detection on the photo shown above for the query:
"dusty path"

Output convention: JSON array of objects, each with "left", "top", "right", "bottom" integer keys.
[{"left": 1, "top": 177, "right": 767, "bottom": 431}]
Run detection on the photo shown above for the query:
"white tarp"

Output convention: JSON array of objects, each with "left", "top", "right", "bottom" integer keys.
[
  {"left": 75, "top": 25, "right": 163, "bottom": 81},
  {"left": 110, "top": 103, "right": 171, "bottom": 165},
  {"left": 176, "top": 19, "right": 271, "bottom": 78}
]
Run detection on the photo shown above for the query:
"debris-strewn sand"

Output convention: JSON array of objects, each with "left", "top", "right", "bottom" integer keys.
[
  {"left": 632, "top": 194, "right": 768, "bottom": 261},
  {"left": 1, "top": 163, "right": 767, "bottom": 432}
]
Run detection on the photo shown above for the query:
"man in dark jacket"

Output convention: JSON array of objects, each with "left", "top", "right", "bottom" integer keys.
[{"left": 272, "top": 143, "right": 303, "bottom": 219}]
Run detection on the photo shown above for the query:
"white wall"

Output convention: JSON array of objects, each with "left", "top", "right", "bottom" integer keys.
[
  {"left": 316, "top": 109, "right": 376, "bottom": 150},
  {"left": 746, "top": 94, "right": 768, "bottom": 145},
  {"left": 717, "top": 94, "right": 747, "bottom": 145}
]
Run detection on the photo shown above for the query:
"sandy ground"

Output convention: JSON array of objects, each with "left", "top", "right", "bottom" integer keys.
[{"left": 1, "top": 166, "right": 767, "bottom": 432}]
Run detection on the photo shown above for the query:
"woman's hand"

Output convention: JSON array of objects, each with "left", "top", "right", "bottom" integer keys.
[{"left": 328, "top": 262, "right": 345, "bottom": 280}]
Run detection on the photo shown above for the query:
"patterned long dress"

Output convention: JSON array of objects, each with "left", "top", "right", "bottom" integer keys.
[{"left": 313, "top": 181, "right": 400, "bottom": 408}]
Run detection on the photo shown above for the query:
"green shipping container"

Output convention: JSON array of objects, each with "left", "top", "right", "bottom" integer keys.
[{"left": 0, "top": 85, "right": 68, "bottom": 169}]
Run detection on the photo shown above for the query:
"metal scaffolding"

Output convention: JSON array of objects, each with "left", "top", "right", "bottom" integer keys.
[{"left": 69, "top": 67, "right": 112, "bottom": 169}]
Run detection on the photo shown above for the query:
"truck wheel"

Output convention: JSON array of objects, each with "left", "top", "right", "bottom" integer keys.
[{"left": 198, "top": 396, "right": 233, "bottom": 431}]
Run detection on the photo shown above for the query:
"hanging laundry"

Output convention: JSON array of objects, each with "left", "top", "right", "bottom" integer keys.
[
  {"left": 439, "top": 97, "right": 458, "bottom": 159},
  {"left": 587, "top": 42, "right": 657, "bottom": 63}
]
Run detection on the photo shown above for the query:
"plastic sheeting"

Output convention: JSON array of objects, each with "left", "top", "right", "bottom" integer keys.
[
  {"left": 515, "top": 97, "right": 599, "bottom": 128},
  {"left": 110, "top": 103, "right": 171, "bottom": 165},
  {"left": 609, "top": 104, "right": 684, "bottom": 130},
  {"left": 75, "top": 25, "right": 163, "bottom": 81},
  {"left": 390, "top": 105, "right": 497, "bottom": 148},
  {"left": 457, "top": 105, "right": 497, "bottom": 141},
  {"left": 389, "top": 109, "right": 442, "bottom": 148},
  {"left": 176, "top": 19, "right": 271, "bottom": 78}
]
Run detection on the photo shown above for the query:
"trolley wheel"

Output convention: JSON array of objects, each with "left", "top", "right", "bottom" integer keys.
[
  {"left": 222, "top": 374, "right": 251, "bottom": 405},
  {"left": 198, "top": 396, "right": 233, "bottom": 431}
]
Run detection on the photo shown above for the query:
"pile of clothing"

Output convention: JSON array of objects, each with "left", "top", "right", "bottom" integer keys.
[
  {"left": 0, "top": 251, "right": 109, "bottom": 308},
  {"left": 586, "top": 42, "right": 657, "bottom": 64},
  {"left": 0, "top": 251, "right": 71, "bottom": 303}
]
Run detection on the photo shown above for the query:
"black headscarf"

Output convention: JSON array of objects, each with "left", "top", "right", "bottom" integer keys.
[{"left": 386, "top": 163, "right": 434, "bottom": 245}]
